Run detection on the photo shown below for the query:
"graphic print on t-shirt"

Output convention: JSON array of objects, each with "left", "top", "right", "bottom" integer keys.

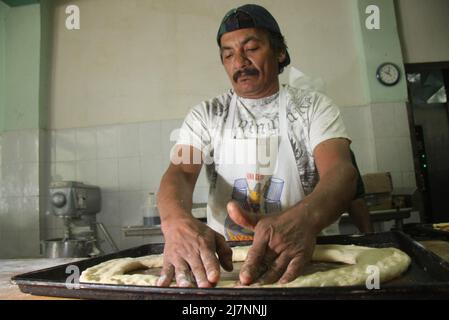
[
  {"left": 176, "top": 85, "right": 350, "bottom": 238},
  {"left": 224, "top": 175, "right": 285, "bottom": 241}
]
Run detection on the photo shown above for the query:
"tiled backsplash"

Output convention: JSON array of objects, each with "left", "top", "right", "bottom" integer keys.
[
  {"left": 340, "top": 102, "right": 416, "bottom": 190},
  {"left": 43, "top": 119, "right": 210, "bottom": 254},
  {"left": 0, "top": 129, "right": 41, "bottom": 258},
  {"left": 370, "top": 102, "right": 416, "bottom": 189},
  {"left": 0, "top": 101, "right": 418, "bottom": 258}
]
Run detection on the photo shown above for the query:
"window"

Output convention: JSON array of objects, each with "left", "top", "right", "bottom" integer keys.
[{"left": 407, "top": 70, "right": 447, "bottom": 104}]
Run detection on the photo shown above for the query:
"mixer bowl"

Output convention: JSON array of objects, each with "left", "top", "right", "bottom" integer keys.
[{"left": 41, "top": 238, "right": 97, "bottom": 258}]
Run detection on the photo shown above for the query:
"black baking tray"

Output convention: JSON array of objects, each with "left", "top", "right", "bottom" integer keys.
[
  {"left": 403, "top": 223, "right": 449, "bottom": 242},
  {"left": 11, "top": 231, "right": 449, "bottom": 300}
]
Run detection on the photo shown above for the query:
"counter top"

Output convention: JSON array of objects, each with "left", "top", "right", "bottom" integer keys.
[{"left": 0, "top": 258, "right": 84, "bottom": 300}]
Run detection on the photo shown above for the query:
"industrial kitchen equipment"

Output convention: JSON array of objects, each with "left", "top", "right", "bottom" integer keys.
[{"left": 42, "top": 181, "right": 118, "bottom": 258}]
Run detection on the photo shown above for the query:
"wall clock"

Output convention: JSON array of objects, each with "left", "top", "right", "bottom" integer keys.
[{"left": 376, "top": 62, "right": 401, "bottom": 86}]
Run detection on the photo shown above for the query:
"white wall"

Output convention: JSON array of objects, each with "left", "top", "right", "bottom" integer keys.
[
  {"left": 43, "top": 0, "right": 415, "bottom": 250},
  {"left": 1, "top": 1, "right": 422, "bottom": 257},
  {"left": 0, "top": 129, "right": 41, "bottom": 258},
  {"left": 42, "top": 119, "right": 210, "bottom": 252},
  {"left": 340, "top": 102, "right": 416, "bottom": 189},
  {"left": 38, "top": 100, "right": 416, "bottom": 253},
  {"left": 395, "top": 0, "right": 449, "bottom": 63},
  {"left": 48, "top": 0, "right": 366, "bottom": 129}
]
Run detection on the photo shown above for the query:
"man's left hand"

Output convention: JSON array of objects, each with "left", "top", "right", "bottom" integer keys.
[{"left": 226, "top": 200, "right": 318, "bottom": 285}]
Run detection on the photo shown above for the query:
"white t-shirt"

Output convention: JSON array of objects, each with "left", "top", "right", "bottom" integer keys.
[{"left": 176, "top": 84, "right": 350, "bottom": 198}]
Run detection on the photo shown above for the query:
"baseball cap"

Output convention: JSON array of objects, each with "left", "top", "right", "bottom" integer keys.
[{"left": 216, "top": 4, "right": 290, "bottom": 67}]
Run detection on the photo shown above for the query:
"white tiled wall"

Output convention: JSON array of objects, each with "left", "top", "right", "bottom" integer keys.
[
  {"left": 340, "top": 102, "right": 417, "bottom": 190},
  {"left": 0, "top": 129, "right": 41, "bottom": 258},
  {"left": 339, "top": 105, "right": 377, "bottom": 174},
  {"left": 43, "top": 119, "right": 208, "bottom": 253},
  {"left": 370, "top": 102, "right": 416, "bottom": 189},
  {"left": 0, "top": 102, "right": 418, "bottom": 258},
  {"left": 340, "top": 102, "right": 419, "bottom": 232}
]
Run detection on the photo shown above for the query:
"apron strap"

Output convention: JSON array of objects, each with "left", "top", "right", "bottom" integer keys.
[
  {"left": 225, "top": 93, "right": 238, "bottom": 139},
  {"left": 278, "top": 88, "right": 288, "bottom": 138}
]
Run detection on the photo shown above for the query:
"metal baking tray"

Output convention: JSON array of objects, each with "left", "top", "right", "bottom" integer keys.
[
  {"left": 403, "top": 223, "right": 449, "bottom": 242},
  {"left": 12, "top": 231, "right": 449, "bottom": 299}
]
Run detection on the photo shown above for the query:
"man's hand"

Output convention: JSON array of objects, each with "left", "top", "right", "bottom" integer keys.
[
  {"left": 158, "top": 216, "right": 233, "bottom": 288},
  {"left": 227, "top": 200, "right": 317, "bottom": 285}
]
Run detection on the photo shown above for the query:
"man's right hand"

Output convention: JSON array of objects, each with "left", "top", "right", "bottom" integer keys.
[{"left": 158, "top": 216, "right": 234, "bottom": 288}]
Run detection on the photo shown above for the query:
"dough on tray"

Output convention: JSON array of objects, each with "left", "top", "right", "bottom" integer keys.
[{"left": 79, "top": 244, "right": 411, "bottom": 288}]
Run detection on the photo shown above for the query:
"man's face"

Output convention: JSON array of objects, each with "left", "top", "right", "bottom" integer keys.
[{"left": 220, "top": 28, "right": 285, "bottom": 99}]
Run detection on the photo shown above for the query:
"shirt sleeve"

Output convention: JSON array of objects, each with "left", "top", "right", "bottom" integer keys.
[
  {"left": 308, "top": 92, "right": 351, "bottom": 153},
  {"left": 176, "top": 103, "right": 212, "bottom": 156}
]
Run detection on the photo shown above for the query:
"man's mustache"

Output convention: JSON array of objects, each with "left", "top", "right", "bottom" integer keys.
[{"left": 233, "top": 68, "right": 259, "bottom": 82}]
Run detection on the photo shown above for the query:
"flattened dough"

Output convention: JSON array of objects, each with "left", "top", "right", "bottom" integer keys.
[{"left": 79, "top": 244, "right": 411, "bottom": 288}]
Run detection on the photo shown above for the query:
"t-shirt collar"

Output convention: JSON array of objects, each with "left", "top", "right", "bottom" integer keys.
[{"left": 236, "top": 90, "right": 280, "bottom": 107}]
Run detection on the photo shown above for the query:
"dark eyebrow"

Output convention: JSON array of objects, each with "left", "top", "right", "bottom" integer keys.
[
  {"left": 241, "top": 35, "right": 262, "bottom": 46},
  {"left": 220, "top": 35, "right": 263, "bottom": 52},
  {"left": 220, "top": 46, "right": 233, "bottom": 52}
]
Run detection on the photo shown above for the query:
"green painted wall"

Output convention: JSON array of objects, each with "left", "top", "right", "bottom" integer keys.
[
  {"left": 351, "top": 1, "right": 369, "bottom": 105},
  {"left": 353, "top": 0, "right": 408, "bottom": 103},
  {"left": 0, "top": 0, "right": 410, "bottom": 135},
  {"left": 39, "top": 0, "right": 51, "bottom": 130},
  {"left": 1, "top": 3, "right": 40, "bottom": 133},
  {"left": 0, "top": 1, "right": 8, "bottom": 133},
  {"left": 2, "top": 0, "right": 39, "bottom": 7}
]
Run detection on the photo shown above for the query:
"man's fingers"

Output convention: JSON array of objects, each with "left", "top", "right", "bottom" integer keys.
[
  {"left": 200, "top": 249, "right": 221, "bottom": 285},
  {"left": 227, "top": 200, "right": 259, "bottom": 231},
  {"left": 175, "top": 260, "right": 195, "bottom": 288},
  {"left": 187, "top": 256, "right": 212, "bottom": 288},
  {"left": 215, "top": 233, "right": 234, "bottom": 272},
  {"left": 157, "top": 263, "right": 174, "bottom": 287},
  {"left": 257, "top": 253, "right": 291, "bottom": 285},
  {"left": 239, "top": 235, "right": 269, "bottom": 285},
  {"left": 279, "top": 256, "right": 306, "bottom": 284}
]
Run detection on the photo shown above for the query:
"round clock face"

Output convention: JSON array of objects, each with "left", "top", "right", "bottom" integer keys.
[{"left": 376, "top": 63, "right": 401, "bottom": 86}]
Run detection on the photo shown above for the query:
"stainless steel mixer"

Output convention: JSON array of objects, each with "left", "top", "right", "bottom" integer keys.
[{"left": 42, "top": 181, "right": 119, "bottom": 258}]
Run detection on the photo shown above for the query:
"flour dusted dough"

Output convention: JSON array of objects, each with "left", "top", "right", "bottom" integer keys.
[{"left": 79, "top": 244, "right": 411, "bottom": 288}]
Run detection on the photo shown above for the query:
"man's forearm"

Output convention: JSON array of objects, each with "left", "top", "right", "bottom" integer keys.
[
  {"left": 157, "top": 168, "right": 196, "bottom": 226},
  {"left": 299, "top": 162, "right": 357, "bottom": 234}
]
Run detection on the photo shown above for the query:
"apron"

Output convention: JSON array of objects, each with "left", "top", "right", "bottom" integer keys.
[{"left": 207, "top": 87, "right": 306, "bottom": 240}]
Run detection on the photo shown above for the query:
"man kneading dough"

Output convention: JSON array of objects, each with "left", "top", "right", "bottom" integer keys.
[{"left": 157, "top": 4, "right": 360, "bottom": 288}]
